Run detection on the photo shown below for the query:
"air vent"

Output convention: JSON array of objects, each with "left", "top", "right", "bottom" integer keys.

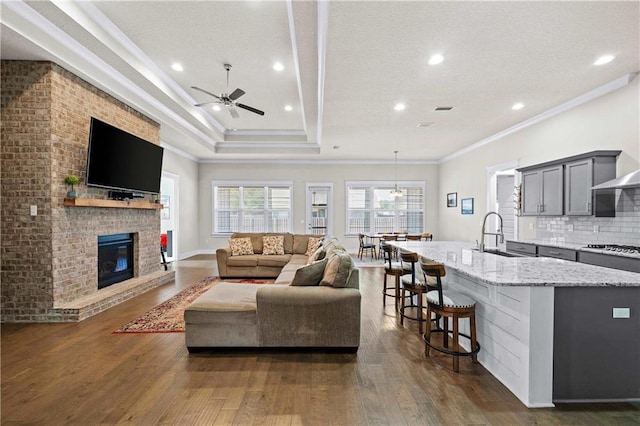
[
  {"left": 416, "top": 122, "right": 434, "bottom": 128},
  {"left": 434, "top": 106, "right": 454, "bottom": 111}
]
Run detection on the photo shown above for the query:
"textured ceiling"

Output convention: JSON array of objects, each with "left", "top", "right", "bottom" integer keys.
[{"left": 2, "top": 1, "right": 639, "bottom": 162}]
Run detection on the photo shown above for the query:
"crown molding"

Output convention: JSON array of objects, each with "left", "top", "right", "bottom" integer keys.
[{"left": 440, "top": 72, "right": 639, "bottom": 164}]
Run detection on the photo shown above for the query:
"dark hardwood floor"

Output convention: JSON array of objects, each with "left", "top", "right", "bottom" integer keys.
[{"left": 2, "top": 254, "right": 639, "bottom": 425}]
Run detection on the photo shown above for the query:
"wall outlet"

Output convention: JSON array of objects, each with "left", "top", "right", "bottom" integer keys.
[
  {"left": 30, "top": 205, "right": 37, "bottom": 216},
  {"left": 593, "top": 225, "right": 599, "bottom": 233},
  {"left": 613, "top": 307, "right": 630, "bottom": 319},
  {"left": 567, "top": 224, "right": 573, "bottom": 232}
]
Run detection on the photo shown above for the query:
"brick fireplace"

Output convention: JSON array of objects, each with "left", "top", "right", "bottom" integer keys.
[{"left": 1, "top": 61, "right": 174, "bottom": 322}]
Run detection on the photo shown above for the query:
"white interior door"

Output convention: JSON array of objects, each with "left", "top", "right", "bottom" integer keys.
[
  {"left": 160, "top": 172, "right": 178, "bottom": 262},
  {"left": 306, "top": 184, "right": 333, "bottom": 236},
  {"left": 486, "top": 161, "right": 519, "bottom": 249}
]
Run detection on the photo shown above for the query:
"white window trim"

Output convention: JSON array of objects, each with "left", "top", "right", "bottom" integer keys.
[
  {"left": 345, "top": 180, "right": 426, "bottom": 236},
  {"left": 211, "top": 180, "right": 294, "bottom": 236}
]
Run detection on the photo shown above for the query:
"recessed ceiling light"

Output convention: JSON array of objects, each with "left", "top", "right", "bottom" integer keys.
[
  {"left": 284, "top": 105, "right": 293, "bottom": 111},
  {"left": 212, "top": 105, "right": 221, "bottom": 111},
  {"left": 428, "top": 54, "right": 444, "bottom": 65},
  {"left": 394, "top": 103, "right": 406, "bottom": 111},
  {"left": 593, "top": 55, "right": 615, "bottom": 66},
  {"left": 512, "top": 102, "right": 524, "bottom": 110},
  {"left": 273, "top": 62, "right": 284, "bottom": 71},
  {"left": 171, "top": 63, "right": 183, "bottom": 72}
]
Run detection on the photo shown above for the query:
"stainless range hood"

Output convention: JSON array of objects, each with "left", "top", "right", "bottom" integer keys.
[{"left": 592, "top": 170, "right": 640, "bottom": 190}]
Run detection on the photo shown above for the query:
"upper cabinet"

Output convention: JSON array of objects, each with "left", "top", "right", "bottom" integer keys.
[
  {"left": 521, "top": 165, "right": 563, "bottom": 216},
  {"left": 518, "top": 151, "right": 620, "bottom": 217}
]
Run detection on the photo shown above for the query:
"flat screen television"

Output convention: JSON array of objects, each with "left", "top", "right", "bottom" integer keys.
[{"left": 86, "top": 117, "right": 164, "bottom": 195}]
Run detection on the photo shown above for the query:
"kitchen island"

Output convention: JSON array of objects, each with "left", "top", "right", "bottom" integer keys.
[{"left": 390, "top": 241, "right": 640, "bottom": 408}]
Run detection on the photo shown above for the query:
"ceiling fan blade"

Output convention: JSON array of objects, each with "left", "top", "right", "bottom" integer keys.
[
  {"left": 237, "top": 103, "right": 265, "bottom": 116},
  {"left": 194, "top": 101, "right": 221, "bottom": 107},
  {"left": 191, "top": 86, "right": 222, "bottom": 100},
  {"left": 228, "top": 106, "right": 240, "bottom": 118},
  {"left": 228, "top": 88, "right": 245, "bottom": 101}
]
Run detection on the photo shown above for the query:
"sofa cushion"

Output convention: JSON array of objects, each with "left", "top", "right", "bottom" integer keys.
[
  {"left": 320, "top": 251, "right": 355, "bottom": 288},
  {"left": 290, "top": 258, "right": 328, "bottom": 286},
  {"left": 305, "top": 237, "right": 324, "bottom": 255},
  {"left": 257, "top": 254, "right": 291, "bottom": 268},
  {"left": 262, "top": 235, "right": 285, "bottom": 255},
  {"left": 230, "top": 238, "right": 254, "bottom": 256},
  {"left": 293, "top": 234, "right": 310, "bottom": 254},
  {"left": 307, "top": 246, "right": 326, "bottom": 264},
  {"left": 185, "top": 283, "right": 258, "bottom": 324},
  {"left": 227, "top": 255, "right": 259, "bottom": 267}
]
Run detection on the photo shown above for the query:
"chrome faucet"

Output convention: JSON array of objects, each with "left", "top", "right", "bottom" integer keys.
[{"left": 479, "top": 211, "right": 504, "bottom": 253}]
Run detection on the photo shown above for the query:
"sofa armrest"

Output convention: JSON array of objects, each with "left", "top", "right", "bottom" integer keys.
[
  {"left": 216, "top": 247, "right": 231, "bottom": 277},
  {"left": 256, "top": 286, "right": 361, "bottom": 348}
]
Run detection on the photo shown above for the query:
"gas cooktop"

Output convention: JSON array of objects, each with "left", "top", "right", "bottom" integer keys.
[{"left": 585, "top": 244, "right": 640, "bottom": 254}]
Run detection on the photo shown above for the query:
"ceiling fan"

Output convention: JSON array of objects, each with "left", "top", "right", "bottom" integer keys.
[{"left": 191, "top": 63, "right": 265, "bottom": 118}]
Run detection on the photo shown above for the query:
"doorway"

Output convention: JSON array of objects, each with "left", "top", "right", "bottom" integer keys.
[
  {"left": 486, "top": 161, "right": 519, "bottom": 249},
  {"left": 306, "top": 184, "right": 333, "bottom": 236},
  {"left": 160, "top": 172, "right": 178, "bottom": 262}
]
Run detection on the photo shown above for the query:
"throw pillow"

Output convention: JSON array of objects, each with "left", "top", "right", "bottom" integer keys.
[
  {"left": 305, "top": 237, "right": 324, "bottom": 256},
  {"left": 262, "top": 235, "right": 285, "bottom": 255},
  {"left": 290, "top": 258, "right": 328, "bottom": 286},
  {"left": 307, "top": 245, "right": 326, "bottom": 264},
  {"left": 229, "top": 237, "right": 254, "bottom": 256},
  {"left": 320, "top": 251, "right": 355, "bottom": 288}
]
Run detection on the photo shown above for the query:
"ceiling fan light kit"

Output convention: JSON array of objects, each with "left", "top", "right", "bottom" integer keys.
[{"left": 191, "top": 63, "right": 265, "bottom": 118}]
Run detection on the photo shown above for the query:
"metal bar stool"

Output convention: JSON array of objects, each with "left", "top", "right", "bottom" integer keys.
[
  {"left": 421, "top": 260, "right": 480, "bottom": 372},
  {"left": 381, "top": 243, "right": 411, "bottom": 311}
]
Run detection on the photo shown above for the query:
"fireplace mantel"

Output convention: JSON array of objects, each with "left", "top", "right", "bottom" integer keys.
[{"left": 64, "top": 197, "right": 162, "bottom": 210}]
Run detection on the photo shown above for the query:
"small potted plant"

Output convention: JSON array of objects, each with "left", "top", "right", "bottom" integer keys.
[{"left": 65, "top": 175, "right": 79, "bottom": 198}]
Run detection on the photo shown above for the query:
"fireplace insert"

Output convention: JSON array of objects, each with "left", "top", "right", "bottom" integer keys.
[{"left": 97, "top": 233, "right": 134, "bottom": 289}]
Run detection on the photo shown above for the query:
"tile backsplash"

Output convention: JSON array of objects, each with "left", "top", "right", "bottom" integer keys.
[{"left": 536, "top": 187, "right": 640, "bottom": 245}]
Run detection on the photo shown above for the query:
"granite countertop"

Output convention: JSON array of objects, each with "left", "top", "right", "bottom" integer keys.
[
  {"left": 390, "top": 241, "right": 640, "bottom": 287},
  {"left": 507, "top": 239, "right": 640, "bottom": 259}
]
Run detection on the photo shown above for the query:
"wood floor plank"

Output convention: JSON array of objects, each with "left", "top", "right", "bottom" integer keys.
[{"left": 2, "top": 257, "right": 639, "bottom": 425}]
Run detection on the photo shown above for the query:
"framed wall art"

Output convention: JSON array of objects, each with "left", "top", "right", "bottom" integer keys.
[
  {"left": 461, "top": 198, "right": 474, "bottom": 215},
  {"left": 447, "top": 192, "right": 457, "bottom": 208}
]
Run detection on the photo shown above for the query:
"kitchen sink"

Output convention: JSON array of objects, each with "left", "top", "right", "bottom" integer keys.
[{"left": 474, "top": 248, "right": 522, "bottom": 257}]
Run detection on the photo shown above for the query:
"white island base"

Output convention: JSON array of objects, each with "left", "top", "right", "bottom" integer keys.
[{"left": 447, "top": 270, "right": 555, "bottom": 407}]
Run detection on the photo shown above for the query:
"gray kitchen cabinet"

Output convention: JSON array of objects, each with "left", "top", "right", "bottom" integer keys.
[
  {"left": 565, "top": 156, "right": 617, "bottom": 216},
  {"left": 506, "top": 240, "right": 537, "bottom": 256},
  {"left": 578, "top": 251, "right": 640, "bottom": 273},
  {"left": 520, "top": 165, "right": 563, "bottom": 216},
  {"left": 537, "top": 245, "right": 577, "bottom": 261},
  {"left": 518, "top": 150, "right": 620, "bottom": 217}
]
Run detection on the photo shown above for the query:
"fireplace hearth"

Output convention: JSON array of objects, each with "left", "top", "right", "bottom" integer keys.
[{"left": 98, "top": 233, "right": 134, "bottom": 289}]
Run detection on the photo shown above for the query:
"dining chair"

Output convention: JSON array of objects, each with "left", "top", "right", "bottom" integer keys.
[{"left": 358, "top": 233, "right": 377, "bottom": 260}]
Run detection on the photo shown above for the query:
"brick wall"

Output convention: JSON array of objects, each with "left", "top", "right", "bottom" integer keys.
[{"left": 1, "top": 61, "right": 164, "bottom": 322}]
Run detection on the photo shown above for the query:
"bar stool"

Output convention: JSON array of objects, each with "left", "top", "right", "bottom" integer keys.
[
  {"left": 378, "top": 234, "right": 397, "bottom": 259},
  {"left": 381, "top": 243, "right": 411, "bottom": 311},
  {"left": 399, "top": 251, "right": 431, "bottom": 334},
  {"left": 421, "top": 260, "right": 480, "bottom": 372}
]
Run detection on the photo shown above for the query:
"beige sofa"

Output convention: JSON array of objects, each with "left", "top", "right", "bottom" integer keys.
[{"left": 185, "top": 234, "right": 361, "bottom": 351}]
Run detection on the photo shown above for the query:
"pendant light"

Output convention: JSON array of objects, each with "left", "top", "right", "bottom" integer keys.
[{"left": 391, "top": 150, "right": 404, "bottom": 198}]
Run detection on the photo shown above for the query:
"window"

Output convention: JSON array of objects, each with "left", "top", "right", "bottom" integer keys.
[
  {"left": 346, "top": 181, "right": 425, "bottom": 234},
  {"left": 213, "top": 181, "right": 292, "bottom": 234}
]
